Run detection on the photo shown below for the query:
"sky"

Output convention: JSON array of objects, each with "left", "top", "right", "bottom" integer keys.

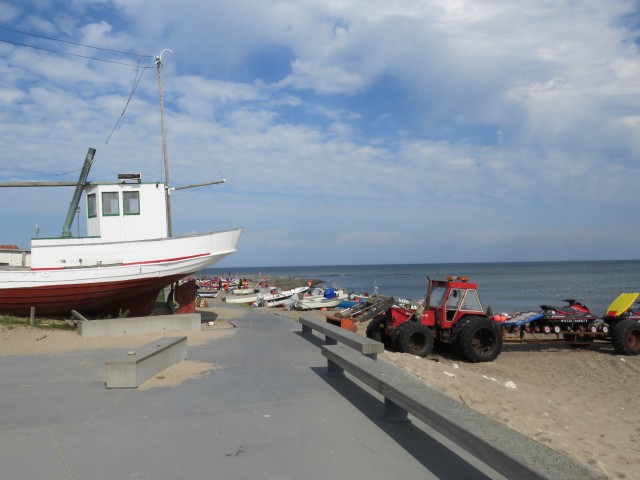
[{"left": 0, "top": 0, "right": 639, "bottom": 268}]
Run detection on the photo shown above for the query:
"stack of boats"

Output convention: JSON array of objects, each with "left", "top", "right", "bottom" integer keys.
[
  {"left": 218, "top": 284, "right": 364, "bottom": 311},
  {"left": 222, "top": 286, "right": 309, "bottom": 307}
]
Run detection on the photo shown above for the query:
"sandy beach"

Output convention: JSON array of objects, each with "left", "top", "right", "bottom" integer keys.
[{"left": 2, "top": 300, "right": 638, "bottom": 479}]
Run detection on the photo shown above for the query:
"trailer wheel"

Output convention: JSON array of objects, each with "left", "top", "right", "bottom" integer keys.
[
  {"left": 459, "top": 316, "right": 503, "bottom": 363},
  {"left": 543, "top": 325, "right": 551, "bottom": 334},
  {"left": 611, "top": 319, "right": 640, "bottom": 356},
  {"left": 396, "top": 322, "right": 433, "bottom": 357},
  {"left": 366, "top": 318, "right": 391, "bottom": 348}
]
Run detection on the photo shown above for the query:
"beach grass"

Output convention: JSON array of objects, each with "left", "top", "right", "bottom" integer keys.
[{"left": 0, "top": 315, "right": 76, "bottom": 330}]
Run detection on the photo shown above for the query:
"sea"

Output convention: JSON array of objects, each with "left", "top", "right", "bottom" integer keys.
[{"left": 200, "top": 260, "right": 640, "bottom": 316}]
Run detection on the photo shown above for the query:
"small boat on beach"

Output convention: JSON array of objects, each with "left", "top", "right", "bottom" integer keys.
[
  {"left": 337, "top": 294, "right": 369, "bottom": 309},
  {"left": 224, "top": 292, "right": 261, "bottom": 304},
  {"left": 197, "top": 289, "right": 222, "bottom": 299},
  {"left": 254, "top": 286, "right": 309, "bottom": 307},
  {"left": 292, "top": 287, "right": 348, "bottom": 310},
  {"left": 232, "top": 287, "right": 259, "bottom": 295}
]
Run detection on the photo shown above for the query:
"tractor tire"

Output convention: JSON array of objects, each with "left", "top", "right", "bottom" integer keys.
[
  {"left": 396, "top": 322, "right": 433, "bottom": 357},
  {"left": 458, "top": 316, "right": 503, "bottom": 363},
  {"left": 450, "top": 317, "right": 472, "bottom": 360},
  {"left": 611, "top": 319, "right": 640, "bottom": 356},
  {"left": 366, "top": 317, "right": 390, "bottom": 348}
]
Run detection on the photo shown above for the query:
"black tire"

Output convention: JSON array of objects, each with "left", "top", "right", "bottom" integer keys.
[
  {"left": 450, "top": 317, "right": 472, "bottom": 360},
  {"left": 365, "top": 317, "right": 384, "bottom": 342},
  {"left": 396, "top": 322, "right": 433, "bottom": 357},
  {"left": 366, "top": 317, "right": 390, "bottom": 348},
  {"left": 458, "top": 316, "right": 503, "bottom": 363},
  {"left": 611, "top": 319, "right": 640, "bottom": 356}
]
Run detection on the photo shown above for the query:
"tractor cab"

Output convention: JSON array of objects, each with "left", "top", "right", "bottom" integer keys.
[{"left": 421, "top": 276, "right": 486, "bottom": 330}]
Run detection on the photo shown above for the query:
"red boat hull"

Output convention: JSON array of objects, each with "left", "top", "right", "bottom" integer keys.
[{"left": 0, "top": 273, "right": 187, "bottom": 317}]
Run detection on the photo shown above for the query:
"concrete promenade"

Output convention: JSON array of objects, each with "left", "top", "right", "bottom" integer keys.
[{"left": 0, "top": 307, "right": 507, "bottom": 479}]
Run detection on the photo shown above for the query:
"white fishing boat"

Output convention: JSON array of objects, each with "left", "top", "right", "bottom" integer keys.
[
  {"left": 0, "top": 52, "right": 242, "bottom": 317},
  {"left": 0, "top": 151, "right": 242, "bottom": 317}
]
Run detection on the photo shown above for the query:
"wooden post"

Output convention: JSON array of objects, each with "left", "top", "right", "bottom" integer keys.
[{"left": 29, "top": 307, "right": 35, "bottom": 326}]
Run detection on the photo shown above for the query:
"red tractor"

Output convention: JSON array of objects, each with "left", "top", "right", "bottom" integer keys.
[{"left": 366, "top": 276, "right": 503, "bottom": 363}]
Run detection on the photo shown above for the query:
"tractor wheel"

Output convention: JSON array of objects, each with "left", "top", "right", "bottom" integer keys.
[
  {"left": 611, "top": 319, "right": 640, "bottom": 356},
  {"left": 458, "top": 316, "right": 503, "bottom": 363},
  {"left": 450, "top": 317, "right": 472, "bottom": 360},
  {"left": 396, "top": 322, "right": 433, "bottom": 357},
  {"left": 366, "top": 317, "right": 390, "bottom": 348}
]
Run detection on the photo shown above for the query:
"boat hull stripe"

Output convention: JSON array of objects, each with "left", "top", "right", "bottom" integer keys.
[{"left": 29, "top": 252, "right": 210, "bottom": 271}]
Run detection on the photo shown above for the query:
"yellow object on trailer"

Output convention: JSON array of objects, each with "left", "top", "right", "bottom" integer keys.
[{"left": 605, "top": 292, "right": 639, "bottom": 317}]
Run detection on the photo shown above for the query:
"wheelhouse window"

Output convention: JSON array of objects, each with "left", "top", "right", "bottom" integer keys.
[
  {"left": 123, "top": 191, "right": 140, "bottom": 215},
  {"left": 102, "top": 192, "right": 119, "bottom": 216},
  {"left": 87, "top": 193, "right": 97, "bottom": 218}
]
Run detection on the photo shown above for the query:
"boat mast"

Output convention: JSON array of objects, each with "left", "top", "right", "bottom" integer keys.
[
  {"left": 155, "top": 49, "right": 173, "bottom": 237},
  {"left": 62, "top": 148, "right": 96, "bottom": 238}
]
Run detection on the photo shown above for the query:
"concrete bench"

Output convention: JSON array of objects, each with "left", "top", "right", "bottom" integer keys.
[
  {"left": 321, "top": 344, "right": 605, "bottom": 480},
  {"left": 105, "top": 336, "right": 187, "bottom": 389},
  {"left": 78, "top": 313, "right": 201, "bottom": 338},
  {"left": 298, "top": 316, "right": 384, "bottom": 362}
]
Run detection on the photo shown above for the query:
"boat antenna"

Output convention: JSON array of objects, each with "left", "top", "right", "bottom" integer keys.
[{"left": 155, "top": 48, "right": 173, "bottom": 237}]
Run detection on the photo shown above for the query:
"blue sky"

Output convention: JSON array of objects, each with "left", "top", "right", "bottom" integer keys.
[{"left": 1, "top": 0, "right": 639, "bottom": 267}]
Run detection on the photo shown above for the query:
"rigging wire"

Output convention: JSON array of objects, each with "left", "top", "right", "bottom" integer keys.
[
  {"left": 0, "top": 27, "right": 225, "bottom": 189},
  {"left": 104, "top": 57, "right": 148, "bottom": 144},
  {"left": 0, "top": 25, "right": 153, "bottom": 58},
  {"left": 0, "top": 38, "right": 155, "bottom": 68},
  {"left": 0, "top": 160, "right": 84, "bottom": 177},
  {"left": 0, "top": 27, "right": 156, "bottom": 175}
]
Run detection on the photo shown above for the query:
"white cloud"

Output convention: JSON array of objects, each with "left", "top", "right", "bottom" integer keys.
[{"left": 2, "top": 0, "right": 640, "bottom": 264}]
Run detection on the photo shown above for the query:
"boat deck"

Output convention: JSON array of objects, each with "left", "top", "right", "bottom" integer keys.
[{"left": 0, "top": 306, "right": 507, "bottom": 480}]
